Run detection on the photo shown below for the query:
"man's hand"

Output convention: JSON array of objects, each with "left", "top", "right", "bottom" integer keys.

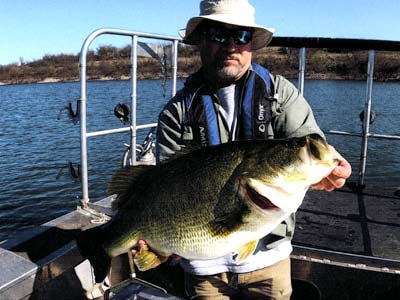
[
  {"left": 131, "top": 239, "right": 147, "bottom": 257},
  {"left": 131, "top": 240, "right": 182, "bottom": 261},
  {"left": 312, "top": 145, "right": 352, "bottom": 192}
]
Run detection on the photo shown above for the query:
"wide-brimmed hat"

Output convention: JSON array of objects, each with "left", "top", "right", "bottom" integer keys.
[{"left": 180, "top": 0, "right": 275, "bottom": 50}]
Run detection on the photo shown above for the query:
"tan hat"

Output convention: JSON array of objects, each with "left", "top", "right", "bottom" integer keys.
[{"left": 180, "top": 0, "right": 275, "bottom": 50}]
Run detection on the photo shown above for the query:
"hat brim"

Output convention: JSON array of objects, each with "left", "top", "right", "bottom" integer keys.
[{"left": 180, "top": 15, "right": 275, "bottom": 50}]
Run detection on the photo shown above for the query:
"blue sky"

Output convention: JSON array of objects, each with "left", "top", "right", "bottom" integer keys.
[{"left": 1, "top": 0, "right": 400, "bottom": 65}]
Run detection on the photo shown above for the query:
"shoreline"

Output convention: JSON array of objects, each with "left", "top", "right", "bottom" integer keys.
[
  {"left": 2, "top": 43, "right": 400, "bottom": 86},
  {"left": 0, "top": 76, "right": 127, "bottom": 86},
  {"left": 1, "top": 73, "right": 399, "bottom": 86}
]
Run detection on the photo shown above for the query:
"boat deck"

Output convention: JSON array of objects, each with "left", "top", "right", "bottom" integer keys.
[
  {"left": 1, "top": 188, "right": 400, "bottom": 300},
  {"left": 294, "top": 185, "right": 400, "bottom": 261}
]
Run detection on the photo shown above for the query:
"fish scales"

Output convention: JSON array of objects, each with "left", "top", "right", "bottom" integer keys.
[{"left": 77, "top": 134, "right": 337, "bottom": 283}]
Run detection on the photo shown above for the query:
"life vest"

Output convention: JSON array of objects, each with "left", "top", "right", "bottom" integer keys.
[
  {"left": 184, "top": 63, "right": 276, "bottom": 146},
  {"left": 182, "top": 64, "right": 294, "bottom": 247}
]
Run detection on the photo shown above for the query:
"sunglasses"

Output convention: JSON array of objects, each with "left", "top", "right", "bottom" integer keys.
[{"left": 202, "top": 27, "right": 253, "bottom": 45}]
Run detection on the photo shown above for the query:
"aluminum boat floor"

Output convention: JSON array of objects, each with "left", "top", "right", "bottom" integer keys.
[
  {"left": 294, "top": 185, "right": 400, "bottom": 260},
  {"left": 1, "top": 188, "right": 399, "bottom": 300}
]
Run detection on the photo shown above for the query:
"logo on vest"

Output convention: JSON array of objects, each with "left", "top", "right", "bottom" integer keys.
[
  {"left": 257, "top": 104, "right": 266, "bottom": 133},
  {"left": 258, "top": 104, "right": 265, "bottom": 121},
  {"left": 199, "top": 126, "right": 207, "bottom": 146}
]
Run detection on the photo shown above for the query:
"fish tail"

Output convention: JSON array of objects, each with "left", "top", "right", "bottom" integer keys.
[{"left": 76, "top": 227, "right": 111, "bottom": 283}]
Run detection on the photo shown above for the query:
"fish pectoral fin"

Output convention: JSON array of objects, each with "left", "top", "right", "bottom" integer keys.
[
  {"left": 133, "top": 246, "right": 168, "bottom": 271},
  {"left": 235, "top": 240, "right": 258, "bottom": 264},
  {"left": 209, "top": 214, "right": 245, "bottom": 237},
  {"left": 210, "top": 202, "right": 250, "bottom": 237}
]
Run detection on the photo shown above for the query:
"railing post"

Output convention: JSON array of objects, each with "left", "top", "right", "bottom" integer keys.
[
  {"left": 130, "top": 35, "right": 138, "bottom": 166},
  {"left": 171, "top": 39, "right": 179, "bottom": 97},
  {"left": 79, "top": 39, "right": 90, "bottom": 206},
  {"left": 298, "top": 47, "right": 306, "bottom": 94},
  {"left": 78, "top": 29, "right": 181, "bottom": 203},
  {"left": 358, "top": 50, "right": 375, "bottom": 187}
]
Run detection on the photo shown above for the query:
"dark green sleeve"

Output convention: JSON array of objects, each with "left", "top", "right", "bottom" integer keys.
[{"left": 156, "top": 90, "right": 191, "bottom": 163}]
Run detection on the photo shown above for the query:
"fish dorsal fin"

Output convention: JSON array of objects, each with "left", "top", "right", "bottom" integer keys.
[
  {"left": 235, "top": 240, "right": 258, "bottom": 264},
  {"left": 108, "top": 165, "right": 154, "bottom": 195},
  {"left": 108, "top": 165, "right": 155, "bottom": 210}
]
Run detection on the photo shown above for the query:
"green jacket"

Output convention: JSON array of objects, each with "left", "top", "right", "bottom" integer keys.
[
  {"left": 156, "top": 66, "right": 323, "bottom": 162},
  {"left": 155, "top": 64, "right": 323, "bottom": 260}
]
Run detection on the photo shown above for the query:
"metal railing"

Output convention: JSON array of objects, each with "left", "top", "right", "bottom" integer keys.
[
  {"left": 78, "top": 28, "right": 180, "bottom": 206},
  {"left": 269, "top": 36, "right": 400, "bottom": 187},
  {"left": 78, "top": 30, "right": 400, "bottom": 205}
]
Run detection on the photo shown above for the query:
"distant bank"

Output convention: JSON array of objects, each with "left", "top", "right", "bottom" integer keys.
[{"left": 1, "top": 45, "right": 399, "bottom": 85}]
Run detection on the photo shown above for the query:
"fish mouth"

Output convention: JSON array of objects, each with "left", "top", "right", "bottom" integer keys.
[{"left": 244, "top": 183, "right": 280, "bottom": 211}]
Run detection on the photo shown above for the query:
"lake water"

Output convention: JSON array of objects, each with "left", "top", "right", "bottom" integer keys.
[{"left": 1, "top": 79, "right": 400, "bottom": 241}]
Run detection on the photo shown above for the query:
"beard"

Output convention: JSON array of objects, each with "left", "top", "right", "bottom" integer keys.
[
  {"left": 215, "top": 64, "right": 243, "bottom": 82},
  {"left": 204, "top": 62, "right": 246, "bottom": 86}
]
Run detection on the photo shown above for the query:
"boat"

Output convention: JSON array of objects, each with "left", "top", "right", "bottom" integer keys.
[{"left": 1, "top": 28, "right": 399, "bottom": 300}]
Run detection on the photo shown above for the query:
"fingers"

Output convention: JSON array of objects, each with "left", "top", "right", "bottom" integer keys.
[
  {"left": 311, "top": 175, "right": 344, "bottom": 191},
  {"left": 321, "top": 175, "right": 345, "bottom": 191},
  {"left": 131, "top": 239, "right": 147, "bottom": 256},
  {"left": 312, "top": 178, "right": 335, "bottom": 191},
  {"left": 312, "top": 145, "right": 352, "bottom": 192},
  {"left": 131, "top": 240, "right": 182, "bottom": 261},
  {"left": 137, "top": 239, "right": 147, "bottom": 248},
  {"left": 329, "top": 146, "right": 352, "bottom": 177},
  {"left": 332, "top": 158, "right": 352, "bottom": 180}
]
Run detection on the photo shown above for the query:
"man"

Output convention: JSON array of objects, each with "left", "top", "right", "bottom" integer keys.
[{"left": 134, "top": 0, "right": 351, "bottom": 299}]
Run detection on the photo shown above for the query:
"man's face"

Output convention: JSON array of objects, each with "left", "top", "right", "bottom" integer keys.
[{"left": 198, "top": 23, "right": 253, "bottom": 87}]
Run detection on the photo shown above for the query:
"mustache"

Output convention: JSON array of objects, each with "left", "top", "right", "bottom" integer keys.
[
  {"left": 221, "top": 54, "right": 239, "bottom": 60},
  {"left": 214, "top": 55, "right": 240, "bottom": 66}
]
